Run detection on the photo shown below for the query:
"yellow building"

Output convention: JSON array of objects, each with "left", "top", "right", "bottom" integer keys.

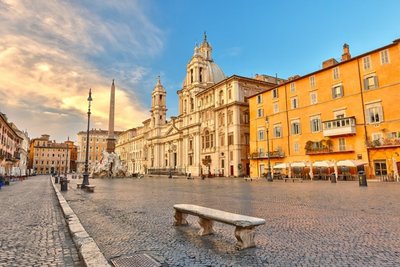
[
  {"left": 249, "top": 39, "right": 400, "bottom": 181},
  {"left": 29, "top": 134, "right": 71, "bottom": 175}
]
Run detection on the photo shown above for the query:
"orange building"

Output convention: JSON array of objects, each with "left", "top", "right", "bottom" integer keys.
[
  {"left": 249, "top": 39, "right": 400, "bottom": 181},
  {"left": 29, "top": 134, "right": 72, "bottom": 175}
]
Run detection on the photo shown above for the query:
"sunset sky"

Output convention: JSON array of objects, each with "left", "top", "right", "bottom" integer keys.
[{"left": 1, "top": 0, "right": 399, "bottom": 142}]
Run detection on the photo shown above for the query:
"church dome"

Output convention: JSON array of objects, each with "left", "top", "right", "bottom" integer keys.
[{"left": 206, "top": 61, "right": 225, "bottom": 84}]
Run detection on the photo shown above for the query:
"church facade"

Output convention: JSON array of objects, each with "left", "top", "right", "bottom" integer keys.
[{"left": 116, "top": 34, "right": 282, "bottom": 177}]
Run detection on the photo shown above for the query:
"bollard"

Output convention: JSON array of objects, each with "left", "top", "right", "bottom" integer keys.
[
  {"left": 60, "top": 177, "right": 68, "bottom": 191},
  {"left": 331, "top": 173, "right": 337, "bottom": 183},
  {"left": 358, "top": 171, "right": 367, "bottom": 187}
]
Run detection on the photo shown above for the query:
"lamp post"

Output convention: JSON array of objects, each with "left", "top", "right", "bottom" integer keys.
[
  {"left": 82, "top": 88, "right": 93, "bottom": 187},
  {"left": 265, "top": 116, "right": 273, "bottom": 181},
  {"left": 64, "top": 137, "right": 69, "bottom": 179}
]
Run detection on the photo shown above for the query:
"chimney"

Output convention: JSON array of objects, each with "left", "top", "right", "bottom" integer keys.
[
  {"left": 322, "top": 58, "right": 338, "bottom": 69},
  {"left": 341, "top": 43, "right": 351, "bottom": 61}
]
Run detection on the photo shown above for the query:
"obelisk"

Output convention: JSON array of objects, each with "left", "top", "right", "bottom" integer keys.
[{"left": 106, "top": 79, "right": 116, "bottom": 153}]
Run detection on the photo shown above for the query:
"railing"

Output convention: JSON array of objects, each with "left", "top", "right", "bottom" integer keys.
[
  {"left": 249, "top": 151, "right": 285, "bottom": 159},
  {"left": 322, "top": 117, "right": 356, "bottom": 137},
  {"left": 306, "top": 145, "right": 354, "bottom": 155},
  {"left": 367, "top": 138, "right": 400, "bottom": 148}
]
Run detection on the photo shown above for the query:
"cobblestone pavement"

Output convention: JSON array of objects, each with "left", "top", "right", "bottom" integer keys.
[
  {"left": 0, "top": 175, "right": 82, "bottom": 267},
  {"left": 63, "top": 177, "right": 400, "bottom": 267}
]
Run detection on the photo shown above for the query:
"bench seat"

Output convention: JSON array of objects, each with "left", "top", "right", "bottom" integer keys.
[
  {"left": 85, "top": 185, "right": 96, "bottom": 192},
  {"left": 173, "top": 204, "right": 265, "bottom": 250}
]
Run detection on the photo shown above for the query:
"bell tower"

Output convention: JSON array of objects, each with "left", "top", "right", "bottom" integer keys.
[{"left": 151, "top": 76, "right": 167, "bottom": 127}]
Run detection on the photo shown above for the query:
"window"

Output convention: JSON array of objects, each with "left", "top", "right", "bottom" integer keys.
[
  {"left": 257, "top": 129, "right": 265, "bottom": 141},
  {"left": 364, "top": 75, "right": 378, "bottom": 90},
  {"left": 244, "top": 133, "right": 250, "bottom": 145},
  {"left": 380, "top": 49, "right": 390, "bottom": 65},
  {"left": 273, "top": 124, "right": 282, "bottom": 138},
  {"left": 256, "top": 95, "right": 262, "bottom": 104},
  {"left": 220, "top": 134, "right": 225, "bottom": 146},
  {"left": 242, "top": 112, "right": 249, "bottom": 124},
  {"left": 291, "top": 120, "right": 301, "bottom": 135},
  {"left": 332, "top": 85, "right": 343, "bottom": 99},
  {"left": 190, "top": 98, "right": 194, "bottom": 111},
  {"left": 190, "top": 69, "right": 193, "bottom": 83},
  {"left": 205, "top": 131, "right": 210, "bottom": 148},
  {"left": 366, "top": 103, "right": 384, "bottom": 124},
  {"left": 228, "top": 133, "right": 234, "bottom": 145},
  {"left": 227, "top": 110, "right": 233, "bottom": 124},
  {"left": 219, "top": 90, "right": 224, "bottom": 105},
  {"left": 294, "top": 142, "right": 299, "bottom": 153},
  {"left": 291, "top": 97, "right": 298, "bottom": 109},
  {"left": 363, "top": 56, "right": 371, "bottom": 70},
  {"left": 339, "top": 138, "right": 346, "bottom": 151},
  {"left": 273, "top": 102, "right": 279, "bottom": 113},
  {"left": 219, "top": 112, "right": 225, "bottom": 126},
  {"left": 310, "top": 116, "right": 321, "bottom": 133},
  {"left": 372, "top": 133, "right": 383, "bottom": 142},
  {"left": 199, "top": 67, "right": 203, "bottom": 82},
  {"left": 228, "top": 89, "right": 232, "bottom": 100},
  {"left": 309, "top": 75, "right": 316, "bottom": 88},
  {"left": 310, "top": 91, "right": 318, "bottom": 104},
  {"left": 257, "top": 108, "right": 264, "bottom": 118},
  {"left": 290, "top": 82, "right": 296, "bottom": 93},
  {"left": 189, "top": 155, "right": 193, "bottom": 166},
  {"left": 189, "top": 139, "right": 193, "bottom": 150},
  {"left": 333, "top": 67, "right": 340, "bottom": 80},
  {"left": 272, "top": 88, "right": 278, "bottom": 98}
]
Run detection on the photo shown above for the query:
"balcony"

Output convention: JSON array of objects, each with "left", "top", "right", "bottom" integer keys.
[
  {"left": 249, "top": 150, "right": 285, "bottom": 159},
  {"left": 322, "top": 117, "right": 356, "bottom": 137},
  {"left": 367, "top": 138, "right": 400, "bottom": 149}
]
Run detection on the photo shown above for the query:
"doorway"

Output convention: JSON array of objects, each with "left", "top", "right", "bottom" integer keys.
[{"left": 374, "top": 160, "right": 387, "bottom": 180}]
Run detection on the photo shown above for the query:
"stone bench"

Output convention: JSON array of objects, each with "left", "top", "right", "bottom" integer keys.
[
  {"left": 284, "top": 177, "right": 303, "bottom": 183},
  {"left": 85, "top": 185, "right": 96, "bottom": 193},
  {"left": 173, "top": 204, "right": 265, "bottom": 250},
  {"left": 77, "top": 183, "right": 83, "bottom": 189}
]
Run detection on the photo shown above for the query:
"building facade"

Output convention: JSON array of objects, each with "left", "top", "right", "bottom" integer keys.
[
  {"left": 0, "top": 113, "right": 23, "bottom": 176},
  {"left": 249, "top": 39, "right": 400, "bottom": 180},
  {"left": 29, "top": 134, "right": 71, "bottom": 175},
  {"left": 116, "top": 34, "right": 282, "bottom": 177}
]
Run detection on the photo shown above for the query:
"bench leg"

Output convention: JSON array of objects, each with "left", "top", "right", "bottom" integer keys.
[
  {"left": 174, "top": 211, "right": 188, "bottom": 226},
  {"left": 198, "top": 218, "right": 213, "bottom": 236},
  {"left": 234, "top": 226, "right": 256, "bottom": 250}
]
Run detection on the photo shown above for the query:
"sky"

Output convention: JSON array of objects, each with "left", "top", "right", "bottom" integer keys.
[{"left": 1, "top": 0, "right": 399, "bottom": 142}]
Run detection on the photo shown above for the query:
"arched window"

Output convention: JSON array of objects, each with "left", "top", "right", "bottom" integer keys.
[
  {"left": 199, "top": 67, "right": 203, "bottom": 82},
  {"left": 190, "top": 69, "right": 194, "bottom": 83}
]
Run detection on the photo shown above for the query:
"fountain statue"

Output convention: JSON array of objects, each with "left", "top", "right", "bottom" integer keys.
[{"left": 91, "top": 150, "right": 126, "bottom": 178}]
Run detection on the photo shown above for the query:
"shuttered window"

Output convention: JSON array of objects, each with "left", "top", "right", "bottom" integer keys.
[{"left": 364, "top": 75, "right": 379, "bottom": 90}]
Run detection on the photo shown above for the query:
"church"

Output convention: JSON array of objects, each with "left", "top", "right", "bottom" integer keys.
[{"left": 116, "top": 33, "right": 282, "bottom": 177}]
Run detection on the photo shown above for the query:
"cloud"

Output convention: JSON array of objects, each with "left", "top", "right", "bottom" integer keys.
[{"left": 0, "top": 0, "right": 163, "bottom": 141}]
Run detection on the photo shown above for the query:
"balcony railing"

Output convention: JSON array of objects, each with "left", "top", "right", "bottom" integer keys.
[
  {"left": 249, "top": 151, "right": 285, "bottom": 159},
  {"left": 367, "top": 138, "right": 400, "bottom": 149},
  {"left": 306, "top": 145, "right": 354, "bottom": 155},
  {"left": 322, "top": 117, "right": 356, "bottom": 137}
]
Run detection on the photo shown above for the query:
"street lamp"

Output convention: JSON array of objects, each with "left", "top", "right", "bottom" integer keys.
[
  {"left": 265, "top": 116, "right": 273, "bottom": 181},
  {"left": 64, "top": 137, "right": 69, "bottom": 179},
  {"left": 82, "top": 88, "right": 93, "bottom": 187}
]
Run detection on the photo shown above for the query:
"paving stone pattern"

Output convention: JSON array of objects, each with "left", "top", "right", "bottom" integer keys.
[
  {"left": 0, "top": 175, "right": 82, "bottom": 267},
  {"left": 64, "top": 178, "right": 400, "bottom": 267}
]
